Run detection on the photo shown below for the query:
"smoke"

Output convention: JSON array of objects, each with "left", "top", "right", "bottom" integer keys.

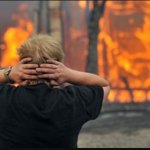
[
  {"left": 0, "top": 1, "right": 37, "bottom": 62},
  {"left": 0, "top": 1, "right": 36, "bottom": 37}
]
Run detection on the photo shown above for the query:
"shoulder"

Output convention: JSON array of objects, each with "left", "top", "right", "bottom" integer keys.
[
  {"left": 58, "top": 85, "right": 104, "bottom": 121},
  {"left": 58, "top": 84, "right": 104, "bottom": 99},
  {"left": 60, "top": 84, "right": 103, "bottom": 91},
  {"left": 66, "top": 84, "right": 104, "bottom": 94}
]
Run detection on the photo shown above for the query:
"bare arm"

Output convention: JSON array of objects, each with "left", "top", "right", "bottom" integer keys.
[
  {"left": 37, "top": 60, "right": 110, "bottom": 100},
  {"left": 67, "top": 69, "right": 110, "bottom": 100},
  {"left": 103, "top": 86, "right": 110, "bottom": 101},
  {"left": 0, "top": 69, "right": 6, "bottom": 82},
  {"left": 37, "top": 60, "right": 110, "bottom": 87},
  {"left": 66, "top": 69, "right": 109, "bottom": 87},
  {"left": 67, "top": 69, "right": 111, "bottom": 101},
  {"left": 0, "top": 58, "right": 38, "bottom": 85}
]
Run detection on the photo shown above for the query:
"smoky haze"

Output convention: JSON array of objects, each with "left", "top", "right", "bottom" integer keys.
[
  {"left": 0, "top": 1, "right": 52, "bottom": 38},
  {"left": 0, "top": 1, "right": 37, "bottom": 38}
]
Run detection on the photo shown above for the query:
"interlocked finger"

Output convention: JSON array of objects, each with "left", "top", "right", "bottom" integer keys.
[
  {"left": 23, "top": 64, "right": 38, "bottom": 69},
  {"left": 22, "top": 69, "right": 38, "bottom": 75},
  {"left": 20, "top": 58, "right": 32, "bottom": 64},
  {"left": 36, "top": 68, "right": 56, "bottom": 74},
  {"left": 40, "top": 64, "right": 58, "bottom": 69},
  {"left": 38, "top": 74, "right": 57, "bottom": 80},
  {"left": 47, "top": 59, "right": 60, "bottom": 65},
  {"left": 21, "top": 74, "right": 38, "bottom": 80}
]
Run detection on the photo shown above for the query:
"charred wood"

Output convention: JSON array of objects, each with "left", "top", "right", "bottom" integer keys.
[{"left": 86, "top": 0, "right": 106, "bottom": 74}]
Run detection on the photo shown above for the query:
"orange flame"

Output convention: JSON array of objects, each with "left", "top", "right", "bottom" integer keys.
[
  {"left": 98, "top": 1, "right": 150, "bottom": 103},
  {"left": 78, "top": 1, "right": 93, "bottom": 11},
  {"left": 1, "top": 3, "right": 33, "bottom": 67},
  {"left": 77, "top": 1, "right": 150, "bottom": 103}
]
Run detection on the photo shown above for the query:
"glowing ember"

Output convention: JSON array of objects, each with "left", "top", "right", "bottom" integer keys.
[{"left": 1, "top": 3, "right": 33, "bottom": 67}]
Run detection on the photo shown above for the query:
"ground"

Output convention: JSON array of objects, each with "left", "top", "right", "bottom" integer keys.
[{"left": 78, "top": 103, "right": 150, "bottom": 148}]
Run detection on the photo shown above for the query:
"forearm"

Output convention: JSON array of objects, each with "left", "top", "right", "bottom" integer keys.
[
  {"left": 67, "top": 69, "right": 109, "bottom": 87},
  {"left": 0, "top": 69, "right": 6, "bottom": 83}
]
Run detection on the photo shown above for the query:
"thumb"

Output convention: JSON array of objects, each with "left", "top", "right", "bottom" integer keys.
[
  {"left": 50, "top": 80, "right": 59, "bottom": 86},
  {"left": 20, "top": 80, "right": 29, "bottom": 86}
]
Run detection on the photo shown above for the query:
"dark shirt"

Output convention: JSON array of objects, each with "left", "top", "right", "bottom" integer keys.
[{"left": 0, "top": 83, "right": 104, "bottom": 148}]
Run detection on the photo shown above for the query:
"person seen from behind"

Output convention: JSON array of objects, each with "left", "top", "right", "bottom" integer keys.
[{"left": 0, "top": 34, "right": 110, "bottom": 148}]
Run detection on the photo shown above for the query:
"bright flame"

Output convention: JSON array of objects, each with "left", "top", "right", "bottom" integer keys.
[
  {"left": 98, "top": 1, "right": 150, "bottom": 103},
  {"left": 79, "top": 1, "right": 87, "bottom": 9},
  {"left": 62, "top": 1, "right": 150, "bottom": 103},
  {"left": 78, "top": 1, "right": 93, "bottom": 11},
  {"left": 1, "top": 3, "right": 33, "bottom": 67}
]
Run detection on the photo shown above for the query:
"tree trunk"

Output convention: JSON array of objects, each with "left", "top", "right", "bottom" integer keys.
[
  {"left": 46, "top": 1, "right": 51, "bottom": 34},
  {"left": 37, "top": 1, "right": 43, "bottom": 33},
  {"left": 86, "top": 0, "right": 106, "bottom": 74},
  {"left": 48, "top": 1, "right": 63, "bottom": 43}
]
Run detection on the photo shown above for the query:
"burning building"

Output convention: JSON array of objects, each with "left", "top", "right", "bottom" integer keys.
[
  {"left": 62, "top": 1, "right": 150, "bottom": 103},
  {"left": 0, "top": 1, "right": 150, "bottom": 104},
  {"left": 0, "top": 1, "right": 34, "bottom": 67},
  {"left": 98, "top": 1, "right": 150, "bottom": 103}
]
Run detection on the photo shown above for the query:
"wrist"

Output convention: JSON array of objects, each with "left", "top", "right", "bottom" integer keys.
[
  {"left": 0, "top": 69, "right": 6, "bottom": 82},
  {"left": 65, "top": 68, "right": 74, "bottom": 83},
  {"left": 66, "top": 69, "right": 80, "bottom": 84},
  {"left": 4, "top": 66, "right": 15, "bottom": 83},
  {"left": 9, "top": 66, "right": 14, "bottom": 81}
]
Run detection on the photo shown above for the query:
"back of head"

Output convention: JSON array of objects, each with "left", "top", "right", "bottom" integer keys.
[
  {"left": 17, "top": 34, "right": 65, "bottom": 85},
  {"left": 17, "top": 34, "right": 65, "bottom": 65}
]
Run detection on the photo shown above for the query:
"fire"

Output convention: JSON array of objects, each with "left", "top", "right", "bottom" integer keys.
[
  {"left": 98, "top": 1, "right": 150, "bottom": 103},
  {"left": 78, "top": 1, "right": 150, "bottom": 103},
  {"left": 78, "top": 1, "right": 93, "bottom": 11},
  {"left": 78, "top": 1, "right": 86, "bottom": 9},
  {"left": 1, "top": 3, "right": 33, "bottom": 67}
]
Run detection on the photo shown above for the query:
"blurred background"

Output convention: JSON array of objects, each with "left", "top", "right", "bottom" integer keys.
[{"left": 0, "top": 0, "right": 150, "bottom": 148}]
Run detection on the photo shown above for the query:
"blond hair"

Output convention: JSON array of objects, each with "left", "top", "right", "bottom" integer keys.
[
  {"left": 17, "top": 34, "right": 65, "bottom": 64},
  {"left": 17, "top": 34, "right": 65, "bottom": 85}
]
